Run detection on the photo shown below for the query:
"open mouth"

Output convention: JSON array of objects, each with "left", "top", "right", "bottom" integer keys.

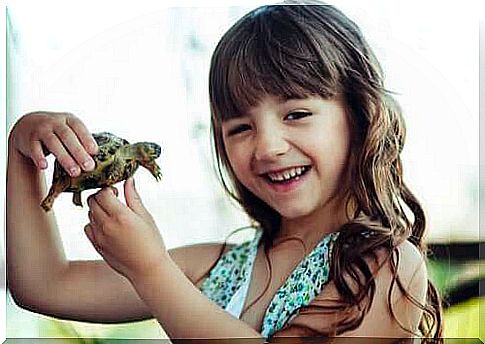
[{"left": 263, "top": 165, "right": 312, "bottom": 184}]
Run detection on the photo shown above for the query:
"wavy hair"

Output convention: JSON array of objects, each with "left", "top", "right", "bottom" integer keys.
[{"left": 205, "top": 2, "right": 443, "bottom": 341}]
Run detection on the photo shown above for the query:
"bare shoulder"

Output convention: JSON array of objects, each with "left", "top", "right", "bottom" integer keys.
[
  {"left": 394, "top": 239, "right": 428, "bottom": 298},
  {"left": 168, "top": 242, "right": 235, "bottom": 285},
  {"left": 275, "top": 239, "right": 429, "bottom": 338},
  {"left": 374, "top": 239, "right": 428, "bottom": 304},
  {"left": 345, "top": 239, "right": 428, "bottom": 337}
]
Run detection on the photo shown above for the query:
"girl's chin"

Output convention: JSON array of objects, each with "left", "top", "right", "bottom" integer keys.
[{"left": 274, "top": 206, "right": 315, "bottom": 221}]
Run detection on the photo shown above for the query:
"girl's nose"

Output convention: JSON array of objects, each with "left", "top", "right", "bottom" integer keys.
[{"left": 253, "top": 129, "right": 290, "bottom": 161}]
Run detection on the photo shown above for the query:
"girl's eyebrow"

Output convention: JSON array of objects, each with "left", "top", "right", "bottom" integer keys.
[{"left": 282, "top": 95, "right": 315, "bottom": 102}]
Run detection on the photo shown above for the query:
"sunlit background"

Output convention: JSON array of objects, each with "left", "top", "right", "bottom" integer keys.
[{"left": 4, "top": 0, "right": 483, "bottom": 340}]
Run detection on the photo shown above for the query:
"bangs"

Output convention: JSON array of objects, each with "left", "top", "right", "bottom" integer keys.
[{"left": 209, "top": 5, "right": 344, "bottom": 122}]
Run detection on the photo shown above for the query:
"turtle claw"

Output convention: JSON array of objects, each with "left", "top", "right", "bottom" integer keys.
[
  {"left": 148, "top": 163, "right": 162, "bottom": 181},
  {"left": 72, "top": 192, "right": 83, "bottom": 207},
  {"left": 154, "top": 170, "right": 162, "bottom": 181}
]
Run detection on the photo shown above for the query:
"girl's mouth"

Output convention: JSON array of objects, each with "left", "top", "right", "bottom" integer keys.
[{"left": 263, "top": 165, "right": 312, "bottom": 184}]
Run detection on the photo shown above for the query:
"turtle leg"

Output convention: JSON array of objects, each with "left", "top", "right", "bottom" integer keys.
[
  {"left": 40, "top": 178, "right": 70, "bottom": 212},
  {"left": 105, "top": 160, "right": 125, "bottom": 186},
  {"left": 72, "top": 192, "right": 83, "bottom": 207},
  {"left": 141, "top": 161, "right": 162, "bottom": 181}
]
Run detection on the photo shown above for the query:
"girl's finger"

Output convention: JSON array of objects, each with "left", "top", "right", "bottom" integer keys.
[
  {"left": 84, "top": 223, "right": 104, "bottom": 254},
  {"left": 54, "top": 124, "right": 95, "bottom": 172},
  {"left": 66, "top": 115, "right": 98, "bottom": 155},
  {"left": 30, "top": 139, "right": 48, "bottom": 169},
  {"left": 88, "top": 210, "right": 96, "bottom": 226},
  {"left": 41, "top": 132, "right": 80, "bottom": 177},
  {"left": 87, "top": 193, "right": 110, "bottom": 228},
  {"left": 84, "top": 223, "right": 95, "bottom": 243},
  {"left": 95, "top": 187, "right": 125, "bottom": 217},
  {"left": 124, "top": 177, "right": 148, "bottom": 217}
]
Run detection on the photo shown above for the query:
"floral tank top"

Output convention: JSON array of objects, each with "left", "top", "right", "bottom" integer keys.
[{"left": 199, "top": 228, "right": 339, "bottom": 339}]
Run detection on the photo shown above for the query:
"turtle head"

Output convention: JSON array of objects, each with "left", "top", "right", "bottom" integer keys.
[
  {"left": 133, "top": 142, "right": 161, "bottom": 161},
  {"left": 119, "top": 142, "right": 162, "bottom": 181},
  {"left": 130, "top": 142, "right": 162, "bottom": 181}
]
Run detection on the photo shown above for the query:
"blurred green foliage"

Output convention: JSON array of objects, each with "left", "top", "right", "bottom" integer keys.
[
  {"left": 427, "top": 259, "right": 483, "bottom": 341},
  {"left": 427, "top": 259, "right": 463, "bottom": 293},
  {"left": 443, "top": 297, "right": 483, "bottom": 340}
]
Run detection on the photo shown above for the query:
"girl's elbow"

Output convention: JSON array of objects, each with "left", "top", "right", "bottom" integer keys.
[
  {"left": 7, "top": 282, "right": 58, "bottom": 318},
  {"left": 8, "top": 288, "right": 41, "bottom": 314}
]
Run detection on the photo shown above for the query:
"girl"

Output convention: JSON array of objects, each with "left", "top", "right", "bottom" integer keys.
[{"left": 7, "top": 2, "right": 443, "bottom": 342}]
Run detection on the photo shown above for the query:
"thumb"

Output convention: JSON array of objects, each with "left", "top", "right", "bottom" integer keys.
[{"left": 124, "top": 177, "right": 149, "bottom": 217}]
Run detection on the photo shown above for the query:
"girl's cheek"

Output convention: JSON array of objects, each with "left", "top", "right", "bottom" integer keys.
[
  {"left": 229, "top": 159, "right": 245, "bottom": 180},
  {"left": 226, "top": 144, "right": 246, "bottom": 166},
  {"left": 227, "top": 155, "right": 251, "bottom": 186},
  {"left": 225, "top": 140, "right": 255, "bottom": 182}
]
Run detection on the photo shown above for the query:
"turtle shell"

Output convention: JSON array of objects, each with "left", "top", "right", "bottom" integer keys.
[{"left": 59, "top": 132, "right": 130, "bottom": 192}]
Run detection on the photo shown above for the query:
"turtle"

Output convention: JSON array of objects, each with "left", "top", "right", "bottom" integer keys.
[{"left": 40, "top": 132, "right": 162, "bottom": 212}]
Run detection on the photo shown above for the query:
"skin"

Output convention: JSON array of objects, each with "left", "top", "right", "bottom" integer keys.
[
  {"left": 7, "top": 111, "right": 427, "bottom": 341},
  {"left": 222, "top": 95, "right": 351, "bottom": 243},
  {"left": 7, "top": 111, "right": 260, "bottom": 339}
]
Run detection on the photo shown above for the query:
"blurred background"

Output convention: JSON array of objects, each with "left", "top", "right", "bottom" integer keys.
[{"left": 4, "top": 0, "right": 483, "bottom": 341}]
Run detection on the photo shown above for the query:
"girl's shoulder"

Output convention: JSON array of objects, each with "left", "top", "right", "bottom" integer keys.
[
  {"left": 394, "top": 239, "right": 428, "bottom": 290},
  {"left": 169, "top": 228, "right": 262, "bottom": 285},
  {"left": 375, "top": 238, "right": 428, "bottom": 297},
  {"left": 344, "top": 238, "right": 428, "bottom": 336},
  {"left": 169, "top": 242, "right": 236, "bottom": 285},
  {"left": 347, "top": 238, "right": 428, "bottom": 336},
  {"left": 275, "top": 238, "right": 428, "bottom": 337}
]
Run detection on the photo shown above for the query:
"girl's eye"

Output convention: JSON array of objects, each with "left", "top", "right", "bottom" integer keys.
[
  {"left": 227, "top": 124, "right": 251, "bottom": 136},
  {"left": 285, "top": 111, "right": 312, "bottom": 121}
]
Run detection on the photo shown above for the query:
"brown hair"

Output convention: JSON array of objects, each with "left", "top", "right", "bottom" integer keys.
[{"left": 205, "top": 2, "right": 443, "bottom": 341}]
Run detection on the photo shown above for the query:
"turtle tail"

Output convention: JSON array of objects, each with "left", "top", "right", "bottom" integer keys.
[
  {"left": 41, "top": 174, "right": 71, "bottom": 212},
  {"left": 40, "top": 193, "right": 55, "bottom": 212}
]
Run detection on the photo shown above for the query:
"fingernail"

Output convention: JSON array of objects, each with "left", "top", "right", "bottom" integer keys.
[
  {"left": 69, "top": 167, "right": 78, "bottom": 176},
  {"left": 82, "top": 159, "right": 95, "bottom": 170},
  {"left": 39, "top": 159, "right": 47, "bottom": 169}
]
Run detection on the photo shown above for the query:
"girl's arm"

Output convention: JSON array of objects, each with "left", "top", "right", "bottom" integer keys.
[
  {"left": 132, "top": 254, "right": 264, "bottom": 340},
  {"left": 83, "top": 177, "right": 264, "bottom": 340},
  {"left": 6, "top": 112, "right": 227, "bottom": 324},
  {"left": 6, "top": 114, "right": 151, "bottom": 322}
]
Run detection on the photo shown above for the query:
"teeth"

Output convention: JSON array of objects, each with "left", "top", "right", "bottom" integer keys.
[{"left": 267, "top": 166, "right": 307, "bottom": 182}]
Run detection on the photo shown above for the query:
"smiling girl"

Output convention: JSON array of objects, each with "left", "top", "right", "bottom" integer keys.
[{"left": 7, "top": 2, "right": 442, "bottom": 342}]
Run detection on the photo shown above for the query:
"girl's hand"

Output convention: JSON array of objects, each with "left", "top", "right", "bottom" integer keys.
[
  {"left": 9, "top": 111, "right": 98, "bottom": 176},
  {"left": 84, "top": 177, "right": 168, "bottom": 283}
]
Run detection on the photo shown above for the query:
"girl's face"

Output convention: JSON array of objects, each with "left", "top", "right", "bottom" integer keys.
[{"left": 221, "top": 95, "right": 351, "bottom": 221}]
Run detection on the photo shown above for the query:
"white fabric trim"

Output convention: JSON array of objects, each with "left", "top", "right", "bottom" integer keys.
[{"left": 225, "top": 246, "right": 258, "bottom": 318}]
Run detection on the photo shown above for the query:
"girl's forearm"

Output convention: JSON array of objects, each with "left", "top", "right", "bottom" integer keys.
[{"left": 131, "top": 255, "right": 264, "bottom": 341}]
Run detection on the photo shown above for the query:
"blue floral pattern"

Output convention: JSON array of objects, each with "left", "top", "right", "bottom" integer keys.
[
  {"left": 199, "top": 228, "right": 339, "bottom": 339},
  {"left": 199, "top": 230, "right": 262, "bottom": 309}
]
